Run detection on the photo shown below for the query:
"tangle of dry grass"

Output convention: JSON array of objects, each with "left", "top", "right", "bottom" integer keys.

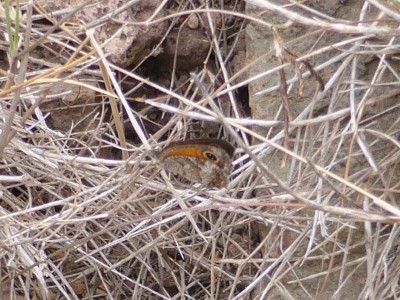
[{"left": 0, "top": 0, "right": 399, "bottom": 299}]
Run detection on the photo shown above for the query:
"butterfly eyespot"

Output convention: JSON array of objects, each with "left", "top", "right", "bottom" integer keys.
[{"left": 204, "top": 151, "right": 219, "bottom": 162}]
